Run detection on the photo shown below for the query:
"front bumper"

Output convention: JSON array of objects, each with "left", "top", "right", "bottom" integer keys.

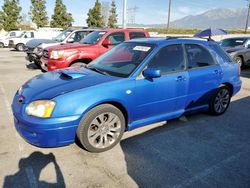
[
  {"left": 13, "top": 112, "right": 80, "bottom": 147},
  {"left": 26, "top": 53, "right": 41, "bottom": 66},
  {"left": 40, "top": 57, "right": 65, "bottom": 72}
]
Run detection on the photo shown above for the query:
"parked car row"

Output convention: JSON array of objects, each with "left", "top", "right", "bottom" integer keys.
[
  {"left": 26, "top": 28, "right": 96, "bottom": 67},
  {"left": 25, "top": 28, "right": 150, "bottom": 71},
  {"left": 0, "top": 28, "right": 62, "bottom": 51}
]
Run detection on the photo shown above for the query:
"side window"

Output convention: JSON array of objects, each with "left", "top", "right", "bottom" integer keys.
[
  {"left": 73, "top": 31, "right": 86, "bottom": 42},
  {"left": 244, "top": 39, "right": 250, "bottom": 48},
  {"left": 185, "top": 44, "right": 216, "bottom": 69},
  {"left": 106, "top": 32, "right": 125, "bottom": 45},
  {"left": 10, "top": 32, "right": 15, "bottom": 37},
  {"left": 209, "top": 43, "right": 232, "bottom": 62},
  {"left": 24, "top": 32, "right": 34, "bottom": 38},
  {"left": 147, "top": 44, "right": 185, "bottom": 74},
  {"left": 129, "top": 32, "right": 146, "bottom": 39}
]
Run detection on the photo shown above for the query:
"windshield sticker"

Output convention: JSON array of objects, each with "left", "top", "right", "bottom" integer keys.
[{"left": 133, "top": 46, "right": 151, "bottom": 52}]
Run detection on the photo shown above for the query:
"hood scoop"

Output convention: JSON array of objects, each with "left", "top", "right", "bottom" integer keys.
[{"left": 59, "top": 68, "right": 88, "bottom": 79}]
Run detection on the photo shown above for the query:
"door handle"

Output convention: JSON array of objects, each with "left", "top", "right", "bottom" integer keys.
[{"left": 176, "top": 76, "right": 186, "bottom": 81}]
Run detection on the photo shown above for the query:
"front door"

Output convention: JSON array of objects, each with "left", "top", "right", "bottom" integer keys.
[{"left": 134, "top": 44, "right": 188, "bottom": 122}]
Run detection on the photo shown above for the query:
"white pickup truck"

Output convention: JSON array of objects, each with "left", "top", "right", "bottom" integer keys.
[
  {"left": 8, "top": 30, "right": 61, "bottom": 51},
  {"left": 0, "top": 30, "right": 24, "bottom": 48}
]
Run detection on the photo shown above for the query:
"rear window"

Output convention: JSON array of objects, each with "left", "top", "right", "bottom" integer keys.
[
  {"left": 129, "top": 32, "right": 146, "bottom": 39},
  {"left": 209, "top": 43, "right": 233, "bottom": 62}
]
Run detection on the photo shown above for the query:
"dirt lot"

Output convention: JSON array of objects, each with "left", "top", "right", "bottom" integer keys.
[{"left": 0, "top": 48, "right": 250, "bottom": 188}]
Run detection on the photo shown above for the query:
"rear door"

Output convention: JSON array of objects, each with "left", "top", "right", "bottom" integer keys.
[
  {"left": 134, "top": 44, "right": 188, "bottom": 121},
  {"left": 184, "top": 43, "right": 223, "bottom": 109}
]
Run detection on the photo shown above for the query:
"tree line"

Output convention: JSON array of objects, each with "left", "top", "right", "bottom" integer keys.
[{"left": 0, "top": 0, "right": 118, "bottom": 31}]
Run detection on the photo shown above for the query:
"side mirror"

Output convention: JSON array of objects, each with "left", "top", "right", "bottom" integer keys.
[
  {"left": 67, "top": 38, "right": 74, "bottom": 43},
  {"left": 143, "top": 68, "right": 161, "bottom": 78},
  {"left": 102, "top": 39, "right": 111, "bottom": 47}
]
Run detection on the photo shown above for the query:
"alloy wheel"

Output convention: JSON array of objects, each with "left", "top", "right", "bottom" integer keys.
[{"left": 87, "top": 112, "right": 122, "bottom": 149}]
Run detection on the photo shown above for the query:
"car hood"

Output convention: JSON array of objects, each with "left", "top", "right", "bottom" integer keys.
[
  {"left": 26, "top": 39, "right": 55, "bottom": 48},
  {"left": 223, "top": 46, "right": 245, "bottom": 53},
  {"left": 19, "top": 67, "right": 121, "bottom": 103},
  {"left": 46, "top": 43, "right": 91, "bottom": 51}
]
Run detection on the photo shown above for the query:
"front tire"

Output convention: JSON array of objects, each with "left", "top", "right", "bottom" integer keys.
[
  {"left": 77, "top": 104, "right": 125, "bottom": 153},
  {"left": 209, "top": 86, "right": 231, "bottom": 115},
  {"left": 16, "top": 43, "right": 25, "bottom": 51},
  {"left": 234, "top": 56, "right": 244, "bottom": 68},
  {"left": 0, "top": 42, "right": 4, "bottom": 48}
]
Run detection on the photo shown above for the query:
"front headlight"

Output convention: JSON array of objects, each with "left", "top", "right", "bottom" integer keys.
[
  {"left": 50, "top": 50, "right": 64, "bottom": 59},
  {"left": 26, "top": 100, "right": 56, "bottom": 118},
  {"left": 34, "top": 47, "right": 43, "bottom": 56}
]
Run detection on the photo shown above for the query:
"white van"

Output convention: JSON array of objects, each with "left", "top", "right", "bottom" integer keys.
[
  {"left": 0, "top": 30, "right": 24, "bottom": 48},
  {"left": 8, "top": 30, "right": 61, "bottom": 51}
]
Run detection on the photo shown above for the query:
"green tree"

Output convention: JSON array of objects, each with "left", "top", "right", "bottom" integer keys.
[
  {"left": 1, "top": 0, "right": 22, "bottom": 31},
  {"left": 108, "top": 0, "right": 117, "bottom": 28},
  {"left": 86, "top": 0, "right": 104, "bottom": 27},
  {"left": 0, "top": 11, "right": 4, "bottom": 29},
  {"left": 29, "top": 0, "right": 48, "bottom": 28},
  {"left": 50, "top": 0, "right": 74, "bottom": 29}
]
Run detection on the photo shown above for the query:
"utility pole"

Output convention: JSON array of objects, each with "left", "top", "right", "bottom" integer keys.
[
  {"left": 166, "top": 0, "right": 172, "bottom": 33},
  {"left": 245, "top": 0, "right": 250, "bottom": 33},
  {"left": 123, "top": 0, "right": 127, "bottom": 28}
]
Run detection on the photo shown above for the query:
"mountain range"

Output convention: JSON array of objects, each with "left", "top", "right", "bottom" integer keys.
[{"left": 129, "top": 8, "right": 249, "bottom": 29}]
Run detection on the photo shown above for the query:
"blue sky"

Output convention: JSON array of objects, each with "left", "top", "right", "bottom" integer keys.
[{"left": 0, "top": 0, "right": 248, "bottom": 26}]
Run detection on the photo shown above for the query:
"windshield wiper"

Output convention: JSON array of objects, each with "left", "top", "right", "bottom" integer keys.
[{"left": 87, "top": 66, "right": 109, "bottom": 75}]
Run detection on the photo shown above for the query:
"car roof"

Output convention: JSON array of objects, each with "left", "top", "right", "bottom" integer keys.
[
  {"left": 96, "top": 28, "right": 146, "bottom": 32},
  {"left": 127, "top": 37, "right": 214, "bottom": 46}
]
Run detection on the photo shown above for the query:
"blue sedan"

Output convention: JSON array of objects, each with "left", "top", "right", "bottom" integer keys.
[{"left": 12, "top": 38, "right": 242, "bottom": 152}]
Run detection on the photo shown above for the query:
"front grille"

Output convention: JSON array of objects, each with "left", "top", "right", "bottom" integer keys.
[{"left": 43, "top": 50, "right": 49, "bottom": 59}]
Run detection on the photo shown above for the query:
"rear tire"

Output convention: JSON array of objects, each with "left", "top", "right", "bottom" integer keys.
[
  {"left": 16, "top": 43, "right": 25, "bottom": 51},
  {"left": 77, "top": 104, "right": 125, "bottom": 153},
  {"left": 209, "top": 85, "right": 231, "bottom": 116}
]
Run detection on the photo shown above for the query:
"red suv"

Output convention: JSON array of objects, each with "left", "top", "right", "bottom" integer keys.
[{"left": 40, "top": 28, "right": 150, "bottom": 71}]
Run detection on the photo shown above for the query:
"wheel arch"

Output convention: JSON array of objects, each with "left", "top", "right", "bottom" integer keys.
[
  {"left": 84, "top": 100, "right": 129, "bottom": 131},
  {"left": 69, "top": 58, "right": 92, "bottom": 66},
  {"left": 221, "top": 82, "right": 234, "bottom": 96}
]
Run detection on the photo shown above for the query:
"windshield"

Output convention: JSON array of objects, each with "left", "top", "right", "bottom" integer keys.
[
  {"left": 87, "top": 42, "right": 155, "bottom": 77},
  {"left": 54, "top": 30, "right": 72, "bottom": 42},
  {"left": 220, "top": 38, "right": 247, "bottom": 47},
  {"left": 80, "top": 31, "right": 106, "bottom": 44}
]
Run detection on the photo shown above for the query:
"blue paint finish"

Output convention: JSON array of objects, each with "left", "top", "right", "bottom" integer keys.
[{"left": 12, "top": 38, "right": 242, "bottom": 148}]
